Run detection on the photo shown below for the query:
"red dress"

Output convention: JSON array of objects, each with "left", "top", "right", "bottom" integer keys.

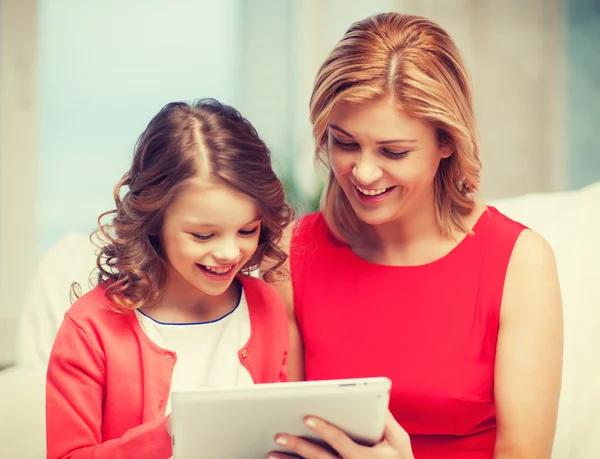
[{"left": 290, "top": 207, "right": 525, "bottom": 458}]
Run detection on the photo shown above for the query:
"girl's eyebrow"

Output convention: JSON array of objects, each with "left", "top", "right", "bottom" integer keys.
[
  {"left": 329, "top": 123, "right": 417, "bottom": 145},
  {"left": 185, "top": 217, "right": 262, "bottom": 227}
]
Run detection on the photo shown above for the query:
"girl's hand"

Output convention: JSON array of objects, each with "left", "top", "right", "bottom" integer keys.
[{"left": 268, "top": 411, "right": 414, "bottom": 459}]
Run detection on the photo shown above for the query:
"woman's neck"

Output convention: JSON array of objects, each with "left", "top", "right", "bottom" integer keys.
[{"left": 352, "top": 199, "right": 484, "bottom": 267}]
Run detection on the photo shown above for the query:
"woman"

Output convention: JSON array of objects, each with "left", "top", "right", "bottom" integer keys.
[{"left": 266, "top": 12, "right": 562, "bottom": 459}]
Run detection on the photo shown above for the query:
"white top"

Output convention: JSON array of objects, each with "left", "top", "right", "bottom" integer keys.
[{"left": 135, "top": 289, "right": 253, "bottom": 414}]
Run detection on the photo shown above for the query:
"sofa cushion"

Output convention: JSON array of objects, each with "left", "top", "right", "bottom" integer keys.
[{"left": 491, "top": 181, "right": 600, "bottom": 459}]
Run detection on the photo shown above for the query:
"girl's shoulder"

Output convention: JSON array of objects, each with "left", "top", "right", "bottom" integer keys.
[
  {"left": 65, "top": 284, "right": 134, "bottom": 333},
  {"left": 238, "top": 274, "right": 288, "bottom": 342},
  {"left": 238, "top": 274, "right": 283, "bottom": 308}
]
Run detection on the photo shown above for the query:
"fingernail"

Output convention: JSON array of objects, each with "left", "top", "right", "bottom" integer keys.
[
  {"left": 275, "top": 436, "right": 288, "bottom": 446},
  {"left": 305, "top": 417, "right": 317, "bottom": 428}
]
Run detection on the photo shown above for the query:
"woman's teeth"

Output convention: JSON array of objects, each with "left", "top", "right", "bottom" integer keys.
[
  {"left": 204, "top": 265, "right": 233, "bottom": 274},
  {"left": 356, "top": 186, "right": 390, "bottom": 196}
]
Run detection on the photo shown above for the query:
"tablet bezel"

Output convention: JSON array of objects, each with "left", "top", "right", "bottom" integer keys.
[{"left": 171, "top": 377, "right": 391, "bottom": 459}]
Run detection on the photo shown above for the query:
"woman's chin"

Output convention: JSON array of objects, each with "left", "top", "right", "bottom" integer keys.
[{"left": 351, "top": 206, "right": 400, "bottom": 227}]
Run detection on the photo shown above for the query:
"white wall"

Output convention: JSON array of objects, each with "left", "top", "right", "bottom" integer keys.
[
  {"left": 0, "top": 0, "right": 242, "bottom": 367},
  {"left": 37, "top": 0, "right": 241, "bottom": 254},
  {"left": 285, "top": 0, "right": 566, "bottom": 201},
  {"left": 400, "top": 0, "right": 566, "bottom": 199},
  {"left": 0, "top": 0, "right": 37, "bottom": 368},
  {"left": 0, "top": 0, "right": 570, "bottom": 368}
]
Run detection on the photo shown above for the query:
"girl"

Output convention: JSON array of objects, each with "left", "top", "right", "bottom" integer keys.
[
  {"left": 268, "top": 12, "right": 562, "bottom": 459},
  {"left": 46, "top": 99, "right": 293, "bottom": 458}
]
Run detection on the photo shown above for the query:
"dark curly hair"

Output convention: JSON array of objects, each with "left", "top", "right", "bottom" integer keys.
[{"left": 91, "top": 98, "right": 293, "bottom": 310}]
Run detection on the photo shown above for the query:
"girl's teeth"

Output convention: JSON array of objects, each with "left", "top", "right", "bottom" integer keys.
[{"left": 357, "top": 186, "right": 388, "bottom": 196}]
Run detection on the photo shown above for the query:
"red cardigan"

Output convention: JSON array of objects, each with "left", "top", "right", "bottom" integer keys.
[{"left": 46, "top": 275, "right": 289, "bottom": 459}]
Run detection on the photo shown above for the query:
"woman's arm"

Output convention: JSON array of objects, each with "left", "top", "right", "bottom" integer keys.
[
  {"left": 46, "top": 315, "right": 172, "bottom": 459},
  {"left": 261, "top": 222, "right": 305, "bottom": 381},
  {"left": 494, "top": 229, "right": 563, "bottom": 459}
]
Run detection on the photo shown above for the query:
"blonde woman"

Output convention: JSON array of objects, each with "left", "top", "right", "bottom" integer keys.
[{"left": 267, "top": 12, "right": 562, "bottom": 459}]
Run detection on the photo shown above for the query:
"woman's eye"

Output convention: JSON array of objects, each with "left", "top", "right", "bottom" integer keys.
[
  {"left": 332, "top": 136, "right": 359, "bottom": 150},
  {"left": 383, "top": 149, "right": 409, "bottom": 159},
  {"left": 192, "top": 233, "right": 213, "bottom": 241},
  {"left": 239, "top": 227, "right": 259, "bottom": 236}
]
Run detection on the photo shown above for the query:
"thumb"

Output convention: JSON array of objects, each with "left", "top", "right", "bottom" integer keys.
[{"left": 383, "top": 411, "right": 410, "bottom": 449}]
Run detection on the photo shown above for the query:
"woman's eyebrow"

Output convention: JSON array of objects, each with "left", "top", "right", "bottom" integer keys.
[
  {"left": 329, "top": 123, "right": 354, "bottom": 138},
  {"left": 329, "top": 123, "right": 417, "bottom": 145}
]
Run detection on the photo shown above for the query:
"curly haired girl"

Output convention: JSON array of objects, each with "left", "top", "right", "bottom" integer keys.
[{"left": 46, "top": 99, "right": 293, "bottom": 458}]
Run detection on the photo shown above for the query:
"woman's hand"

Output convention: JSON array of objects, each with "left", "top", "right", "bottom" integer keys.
[{"left": 268, "top": 411, "right": 414, "bottom": 459}]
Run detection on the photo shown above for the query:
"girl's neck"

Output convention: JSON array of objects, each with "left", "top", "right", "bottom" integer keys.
[{"left": 140, "top": 276, "right": 241, "bottom": 324}]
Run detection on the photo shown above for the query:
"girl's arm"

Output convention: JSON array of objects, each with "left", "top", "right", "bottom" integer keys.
[
  {"left": 494, "top": 230, "right": 563, "bottom": 459},
  {"left": 46, "top": 315, "right": 172, "bottom": 459}
]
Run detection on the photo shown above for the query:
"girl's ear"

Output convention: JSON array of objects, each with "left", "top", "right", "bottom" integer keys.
[{"left": 149, "top": 234, "right": 163, "bottom": 255}]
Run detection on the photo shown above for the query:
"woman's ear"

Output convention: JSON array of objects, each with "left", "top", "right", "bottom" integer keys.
[
  {"left": 436, "top": 129, "right": 453, "bottom": 159},
  {"left": 440, "top": 144, "right": 453, "bottom": 159}
]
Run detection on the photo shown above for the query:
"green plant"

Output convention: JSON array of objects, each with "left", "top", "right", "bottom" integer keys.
[{"left": 278, "top": 161, "right": 323, "bottom": 217}]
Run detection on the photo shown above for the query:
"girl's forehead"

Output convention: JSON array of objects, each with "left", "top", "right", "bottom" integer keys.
[{"left": 166, "top": 178, "right": 261, "bottom": 227}]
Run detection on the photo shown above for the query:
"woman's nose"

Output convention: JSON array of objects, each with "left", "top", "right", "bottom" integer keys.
[{"left": 352, "top": 154, "right": 383, "bottom": 186}]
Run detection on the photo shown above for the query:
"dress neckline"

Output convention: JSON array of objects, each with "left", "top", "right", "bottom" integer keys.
[{"left": 340, "top": 206, "right": 492, "bottom": 270}]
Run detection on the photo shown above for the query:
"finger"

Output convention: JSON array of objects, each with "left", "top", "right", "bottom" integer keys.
[
  {"left": 272, "top": 432, "right": 338, "bottom": 459},
  {"left": 303, "top": 416, "right": 363, "bottom": 458},
  {"left": 267, "top": 454, "right": 299, "bottom": 459},
  {"left": 383, "top": 411, "right": 410, "bottom": 449}
]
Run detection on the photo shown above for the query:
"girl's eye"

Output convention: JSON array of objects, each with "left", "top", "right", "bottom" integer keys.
[
  {"left": 383, "top": 149, "right": 410, "bottom": 159},
  {"left": 332, "top": 136, "right": 359, "bottom": 150},
  {"left": 192, "top": 233, "right": 213, "bottom": 241},
  {"left": 239, "top": 227, "right": 259, "bottom": 236}
]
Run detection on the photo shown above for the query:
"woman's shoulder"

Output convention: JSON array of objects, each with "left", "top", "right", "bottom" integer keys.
[
  {"left": 292, "top": 211, "right": 326, "bottom": 237},
  {"left": 477, "top": 205, "right": 528, "bottom": 245},
  {"left": 477, "top": 204, "right": 555, "bottom": 281},
  {"left": 485, "top": 205, "right": 528, "bottom": 230},
  {"left": 291, "top": 210, "right": 341, "bottom": 251}
]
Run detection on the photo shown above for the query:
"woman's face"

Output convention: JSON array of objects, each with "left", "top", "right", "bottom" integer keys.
[{"left": 327, "top": 97, "right": 451, "bottom": 227}]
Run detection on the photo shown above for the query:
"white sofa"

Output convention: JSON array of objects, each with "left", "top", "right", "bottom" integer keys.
[{"left": 0, "top": 183, "right": 598, "bottom": 459}]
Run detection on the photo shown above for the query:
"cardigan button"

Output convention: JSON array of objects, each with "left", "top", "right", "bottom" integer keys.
[
  {"left": 241, "top": 349, "right": 248, "bottom": 358},
  {"left": 165, "top": 352, "right": 174, "bottom": 359}
]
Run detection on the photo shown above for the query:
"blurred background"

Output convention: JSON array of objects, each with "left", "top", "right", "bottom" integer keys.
[{"left": 0, "top": 0, "right": 598, "bottom": 366}]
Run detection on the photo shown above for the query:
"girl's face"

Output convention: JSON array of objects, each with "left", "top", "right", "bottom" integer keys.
[
  {"left": 327, "top": 97, "right": 452, "bottom": 227},
  {"left": 160, "top": 177, "right": 261, "bottom": 300}
]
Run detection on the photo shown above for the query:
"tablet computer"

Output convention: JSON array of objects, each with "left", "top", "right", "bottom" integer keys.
[{"left": 170, "top": 377, "right": 391, "bottom": 459}]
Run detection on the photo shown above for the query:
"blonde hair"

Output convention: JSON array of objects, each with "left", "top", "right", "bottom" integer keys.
[{"left": 310, "top": 12, "right": 481, "bottom": 243}]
